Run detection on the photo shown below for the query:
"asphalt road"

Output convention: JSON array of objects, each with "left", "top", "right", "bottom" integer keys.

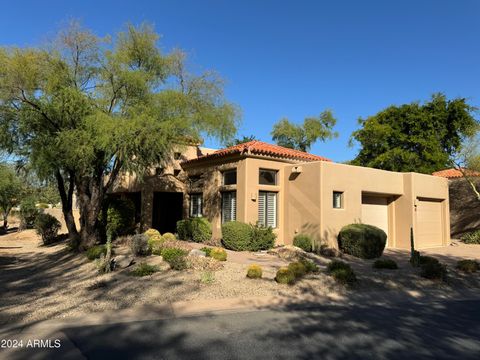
[{"left": 6, "top": 298, "right": 480, "bottom": 359}]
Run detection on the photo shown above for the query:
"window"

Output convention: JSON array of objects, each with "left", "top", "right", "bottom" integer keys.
[
  {"left": 333, "top": 191, "right": 343, "bottom": 209},
  {"left": 223, "top": 170, "right": 237, "bottom": 185},
  {"left": 174, "top": 152, "right": 182, "bottom": 160},
  {"left": 259, "top": 169, "right": 278, "bottom": 185},
  {"left": 222, "top": 192, "right": 236, "bottom": 223},
  {"left": 190, "top": 194, "right": 203, "bottom": 217},
  {"left": 258, "top": 191, "right": 277, "bottom": 228}
]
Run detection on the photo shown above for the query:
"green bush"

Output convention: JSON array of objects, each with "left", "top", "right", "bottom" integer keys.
[
  {"left": 373, "top": 259, "right": 398, "bottom": 270},
  {"left": 249, "top": 223, "right": 276, "bottom": 251},
  {"left": 288, "top": 261, "right": 307, "bottom": 278},
  {"left": 246, "top": 264, "right": 263, "bottom": 279},
  {"left": 456, "top": 259, "right": 479, "bottom": 273},
  {"left": 161, "top": 247, "right": 188, "bottom": 262},
  {"left": 150, "top": 239, "right": 164, "bottom": 255},
  {"left": 300, "top": 259, "right": 319, "bottom": 273},
  {"left": 34, "top": 213, "right": 61, "bottom": 245},
  {"left": 106, "top": 197, "right": 136, "bottom": 240},
  {"left": 293, "top": 234, "right": 312, "bottom": 252},
  {"left": 327, "top": 260, "right": 357, "bottom": 285},
  {"left": 176, "top": 217, "right": 212, "bottom": 243},
  {"left": 130, "top": 234, "right": 150, "bottom": 256},
  {"left": 420, "top": 261, "right": 447, "bottom": 281},
  {"left": 169, "top": 256, "right": 188, "bottom": 270},
  {"left": 130, "top": 263, "right": 159, "bottom": 277},
  {"left": 222, "top": 221, "right": 252, "bottom": 251},
  {"left": 419, "top": 256, "right": 439, "bottom": 266},
  {"left": 338, "top": 224, "right": 387, "bottom": 259},
  {"left": 200, "top": 246, "right": 212, "bottom": 257},
  {"left": 275, "top": 267, "right": 296, "bottom": 284},
  {"left": 461, "top": 230, "right": 480, "bottom": 244},
  {"left": 86, "top": 245, "right": 107, "bottom": 261},
  {"left": 20, "top": 198, "right": 41, "bottom": 228},
  {"left": 210, "top": 247, "right": 227, "bottom": 261}
]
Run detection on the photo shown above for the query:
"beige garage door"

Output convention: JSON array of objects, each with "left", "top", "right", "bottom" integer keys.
[
  {"left": 362, "top": 195, "right": 389, "bottom": 245},
  {"left": 416, "top": 198, "right": 443, "bottom": 248}
]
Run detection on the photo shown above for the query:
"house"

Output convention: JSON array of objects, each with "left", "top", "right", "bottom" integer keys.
[
  {"left": 433, "top": 168, "right": 480, "bottom": 237},
  {"left": 113, "top": 141, "right": 450, "bottom": 250}
]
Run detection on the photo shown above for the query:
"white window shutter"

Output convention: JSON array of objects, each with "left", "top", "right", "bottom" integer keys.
[
  {"left": 258, "top": 192, "right": 266, "bottom": 226},
  {"left": 267, "top": 192, "right": 277, "bottom": 228}
]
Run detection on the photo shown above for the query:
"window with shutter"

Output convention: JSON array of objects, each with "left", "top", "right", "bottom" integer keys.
[
  {"left": 258, "top": 191, "right": 277, "bottom": 228},
  {"left": 190, "top": 194, "right": 203, "bottom": 217},
  {"left": 222, "top": 192, "right": 236, "bottom": 223}
]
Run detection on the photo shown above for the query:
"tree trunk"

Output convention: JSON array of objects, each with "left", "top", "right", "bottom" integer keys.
[
  {"left": 76, "top": 175, "right": 105, "bottom": 250},
  {"left": 55, "top": 170, "right": 79, "bottom": 244}
]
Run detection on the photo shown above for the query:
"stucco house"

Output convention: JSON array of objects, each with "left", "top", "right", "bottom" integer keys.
[
  {"left": 113, "top": 141, "right": 450, "bottom": 250},
  {"left": 433, "top": 168, "right": 480, "bottom": 237}
]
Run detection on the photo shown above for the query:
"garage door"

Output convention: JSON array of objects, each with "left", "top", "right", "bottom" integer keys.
[
  {"left": 362, "top": 195, "right": 389, "bottom": 245},
  {"left": 416, "top": 198, "right": 444, "bottom": 248}
]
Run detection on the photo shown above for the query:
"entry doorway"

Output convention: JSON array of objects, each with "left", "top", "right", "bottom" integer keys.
[{"left": 152, "top": 192, "right": 184, "bottom": 234}]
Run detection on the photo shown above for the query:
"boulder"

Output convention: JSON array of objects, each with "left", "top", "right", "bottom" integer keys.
[
  {"left": 189, "top": 249, "right": 206, "bottom": 257},
  {"left": 113, "top": 255, "right": 135, "bottom": 269}
]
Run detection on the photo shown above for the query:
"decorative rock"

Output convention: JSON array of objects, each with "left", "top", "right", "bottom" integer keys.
[
  {"left": 113, "top": 255, "right": 135, "bottom": 269},
  {"left": 189, "top": 249, "right": 206, "bottom": 257}
]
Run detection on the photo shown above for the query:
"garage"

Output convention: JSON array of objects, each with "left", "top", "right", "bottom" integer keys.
[
  {"left": 361, "top": 194, "right": 390, "bottom": 245},
  {"left": 416, "top": 198, "right": 444, "bottom": 248}
]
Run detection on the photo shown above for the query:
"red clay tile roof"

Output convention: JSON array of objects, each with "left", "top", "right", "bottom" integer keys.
[
  {"left": 182, "top": 140, "right": 331, "bottom": 165},
  {"left": 432, "top": 168, "right": 480, "bottom": 179}
]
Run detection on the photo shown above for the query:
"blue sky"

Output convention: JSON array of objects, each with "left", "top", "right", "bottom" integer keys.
[{"left": 0, "top": 0, "right": 478, "bottom": 162}]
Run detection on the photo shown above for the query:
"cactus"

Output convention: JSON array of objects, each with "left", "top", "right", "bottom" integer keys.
[{"left": 409, "top": 227, "right": 420, "bottom": 267}]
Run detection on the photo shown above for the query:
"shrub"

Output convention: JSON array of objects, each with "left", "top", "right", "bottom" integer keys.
[
  {"left": 419, "top": 256, "right": 439, "bottom": 266},
  {"left": 105, "top": 197, "right": 136, "bottom": 240},
  {"left": 327, "top": 260, "right": 357, "bottom": 285},
  {"left": 19, "top": 198, "right": 41, "bottom": 229},
  {"left": 420, "top": 261, "right": 447, "bottom": 281},
  {"left": 162, "top": 232, "right": 177, "bottom": 242},
  {"left": 150, "top": 239, "right": 164, "bottom": 255},
  {"left": 293, "top": 234, "right": 313, "bottom": 252},
  {"left": 337, "top": 224, "right": 387, "bottom": 259},
  {"left": 144, "top": 228, "right": 161, "bottom": 240},
  {"left": 222, "top": 221, "right": 252, "bottom": 251},
  {"left": 373, "top": 259, "right": 398, "bottom": 270},
  {"left": 34, "top": 213, "right": 61, "bottom": 245},
  {"left": 147, "top": 233, "right": 164, "bottom": 252},
  {"left": 176, "top": 217, "right": 212, "bottom": 243},
  {"left": 210, "top": 247, "right": 227, "bottom": 261},
  {"left": 410, "top": 250, "right": 421, "bottom": 267},
  {"left": 37, "top": 203, "right": 49, "bottom": 209},
  {"left": 86, "top": 245, "right": 107, "bottom": 261},
  {"left": 161, "top": 247, "right": 188, "bottom": 262},
  {"left": 130, "top": 234, "right": 150, "bottom": 256},
  {"left": 246, "top": 264, "right": 263, "bottom": 279},
  {"left": 249, "top": 223, "right": 276, "bottom": 251},
  {"left": 456, "top": 259, "right": 479, "bottom": 273},
  {"left": 130, "top": 262, "right": 159, "bottom": 277},
  {"left": 200, "top": 246, "right": 212, "bottom": 257},
  {"left": 300, "top": 259, "right": 319, "bottom": 273},
  {"left": 275, "top": 267, "right": 296, "bottom": 284},
  {"left": 461, "top": 230, "right": 480, "bottom": 244},
  {"left": 200, "top": 271, "right": 215, "bottom": 284},
  {"left": 288, "top": 261, "right": 307, "bottom": 278}
]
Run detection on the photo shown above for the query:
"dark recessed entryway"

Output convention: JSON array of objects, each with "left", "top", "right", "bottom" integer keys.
[{"left": 152, "top": 192, "right": 183, "bottom": 234}]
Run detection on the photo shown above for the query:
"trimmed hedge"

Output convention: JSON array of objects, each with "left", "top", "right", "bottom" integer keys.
[
  {"left": 176, "top": 217, "right": 212, "bottom": 243},
  {"left": 221, "top": 221, "right": 252, "bottom": 251},
  {"left": 222, "top": 221, "right": 276, "bottom": 251},
  {"left": 338, "top": 224, "right": 387, "bottom": 259},
  {"left": 293, "top": 234, "right": 312, "bottom": 252}
]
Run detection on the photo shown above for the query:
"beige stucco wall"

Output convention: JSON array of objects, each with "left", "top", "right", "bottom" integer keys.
[{"left": 284, "top": 161, "right": 450, "bottom": 250}]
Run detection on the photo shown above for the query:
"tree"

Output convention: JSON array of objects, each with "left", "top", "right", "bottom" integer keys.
[
  {"left": 0, "top": 164, "right": 23, "bottom": 230},
  {"left": 350, "top": 94, "right": 478, "bottom": 174},
  {"left": 451, "top": 135, "right": 480, "bottom": 200},
  {"left": 271, "top": 110, "right": 338, "bottom": 152},
  {"left": 225, "top": 134, "right": 257, "bottom": 147},
  {"left": 0, "top": 22, "right": 238, "bottom": 249}
]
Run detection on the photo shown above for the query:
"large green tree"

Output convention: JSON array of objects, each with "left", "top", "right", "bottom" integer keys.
[
  {"left": 0, "top": 22, "right": 238, "bottom": 248},
  {"left": 271, "top": 110, "right": 338, "bottom": 152},
  {"left": 350, "top": 94, "right": 478, "bottom": 174},
  {"left": 0, "top": 164, "right": 23, "bottom": 230}
]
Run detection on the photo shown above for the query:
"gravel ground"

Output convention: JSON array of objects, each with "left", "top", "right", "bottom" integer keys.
[
  {"left": 1, "top": 229, "right": 479, "bottom": 326},
  {"left": 0, "top": 230, "right": 342, "bottom": 326}
]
